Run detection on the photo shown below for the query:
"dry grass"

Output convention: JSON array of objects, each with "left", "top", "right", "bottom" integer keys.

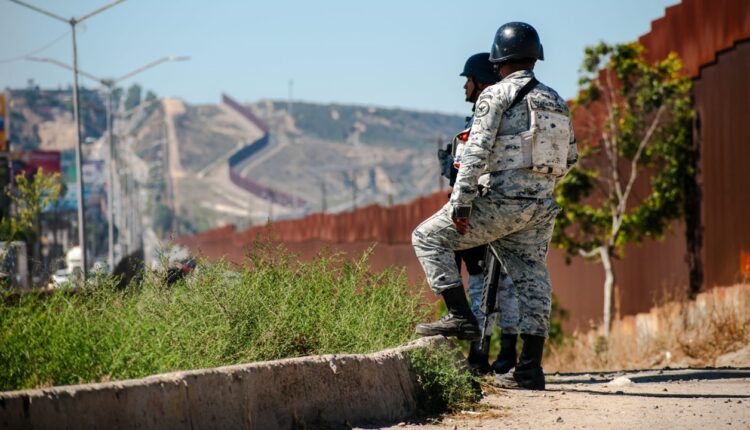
[{"left": 544, "top": 284, "right": 750, "bottom": 373}]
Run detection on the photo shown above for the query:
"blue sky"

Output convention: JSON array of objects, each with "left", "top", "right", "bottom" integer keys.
[{"left": 1, "top": 0, "right": 679, "bottom": 115}]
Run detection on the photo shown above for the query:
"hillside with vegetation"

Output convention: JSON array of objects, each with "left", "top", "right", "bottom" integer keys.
[{"left": 8, "top": 84, "right": 465, "bottom": 235}]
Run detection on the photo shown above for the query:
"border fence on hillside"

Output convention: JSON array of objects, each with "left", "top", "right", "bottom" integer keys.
[{"left": 222, "top": 94, "right": 307, "bottom": 208}]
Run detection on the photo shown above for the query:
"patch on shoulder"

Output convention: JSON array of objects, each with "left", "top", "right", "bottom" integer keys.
[{"left": 476, "top": 100, "right": 490, "bottom": 117}]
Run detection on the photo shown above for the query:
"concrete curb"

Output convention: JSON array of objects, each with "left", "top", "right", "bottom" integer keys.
[{"left": 0, "top": 336, "right": 446, "bottom": 429}]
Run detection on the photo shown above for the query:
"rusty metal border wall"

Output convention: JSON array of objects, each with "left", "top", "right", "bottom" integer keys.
[
  {"left": 692, "top": 39, "right": 750, "bottom": 287},
  {"left": 179, "top": 0, "right": 750, "bottom": 330}
]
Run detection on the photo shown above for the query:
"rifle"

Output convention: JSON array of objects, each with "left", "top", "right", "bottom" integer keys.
[{"left": 479, "top": 243, "right": 502, "bottom": 351}]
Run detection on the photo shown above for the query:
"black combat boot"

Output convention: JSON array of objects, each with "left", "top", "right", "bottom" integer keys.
[
  {"left": 467, "top": 337, "right": 492, "bottom": 375},
  {"left": 491, "top": 333, "right": 518, "bottom": 375},
  {"left": 494, "top": 334, "right": 546, "bottom": 390},
  {"left": 415, "top": 287, "right": 481, "bottom": 340}
]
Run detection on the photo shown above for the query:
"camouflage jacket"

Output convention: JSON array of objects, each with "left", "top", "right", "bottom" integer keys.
[{"left": 449, "top": 70, "right": 578, "bottom": 209}]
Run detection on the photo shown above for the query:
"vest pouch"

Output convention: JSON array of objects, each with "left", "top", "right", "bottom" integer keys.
[
  {"left": 489, "top": 132, "right": 533, "bottom": 172},
  {"left": 452, "top": 128, "right": 470, "bottom": 169},
  {"left": 528, "top": 99, "right": 571, "bottom": 177}
]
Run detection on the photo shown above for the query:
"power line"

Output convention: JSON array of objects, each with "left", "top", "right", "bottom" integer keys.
[{"left": 0, "top": 30, "right": 71, "bottom": 65}]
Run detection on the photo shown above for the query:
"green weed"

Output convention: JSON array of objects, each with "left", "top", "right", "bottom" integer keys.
[
  {"left": 0, "top": 245, "right": 428, "bottom": 390},
  {"left": 406, "top": 343, "right": 479, "bottom": 415}
]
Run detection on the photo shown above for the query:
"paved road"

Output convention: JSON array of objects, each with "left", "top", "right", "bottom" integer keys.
[{"left": 374, "top": 368, "right": 750, "bottom": 430}]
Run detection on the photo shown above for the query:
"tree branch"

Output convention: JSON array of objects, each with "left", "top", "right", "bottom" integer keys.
[
  {"left": 601, "top": 69, "right": 626, "bottom": 244},
  {"left": 582, "top": 104, "right": 615, "bottom": 202},
  {"left": 610, "top": 104, "right": 667, "bottom": 243},
  {"left": 579, "top": 247, "right": 600, "bottom": 259},
  {"left": 603, "top": 69, "right": 624, "bottom": 204},
  {"left": 621, "top": 105, "right": 666, "bottom": 210}
]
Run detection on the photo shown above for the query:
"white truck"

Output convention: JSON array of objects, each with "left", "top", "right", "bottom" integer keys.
[{"left": 50, "top": 246, "right": 84, "bottom": 288}]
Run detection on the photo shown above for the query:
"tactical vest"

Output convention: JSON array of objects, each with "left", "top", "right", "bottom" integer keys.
[{"left": 487, "top": 84, "right": 571, "bottom": 177}]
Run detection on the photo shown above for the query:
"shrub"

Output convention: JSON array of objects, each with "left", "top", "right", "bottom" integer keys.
[
  {"left": 406, "top": 343, "right": 479, "bottom": 414},
  {"left": 0, "top": 245, "right": 428, "bottom": 390}
]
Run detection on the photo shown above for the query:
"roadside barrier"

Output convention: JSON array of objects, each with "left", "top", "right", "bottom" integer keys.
[{"left": 0, "top": 337, "right": 444, "bottom": 429}]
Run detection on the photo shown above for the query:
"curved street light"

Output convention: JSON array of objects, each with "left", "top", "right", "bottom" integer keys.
[
  {"left": 25, "top": 55, "right": 190, "bottom": 271},
  {"left": 8, "top": 0, "right": 127, "bottom": 278}
]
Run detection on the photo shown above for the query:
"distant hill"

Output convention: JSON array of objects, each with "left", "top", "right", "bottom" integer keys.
[
  {"left": 272, "top": 100, "right": 465, "bottom": 148},
  {"left": 6, "top": 86, "right": 466, "bottom": 235},
  {"left": 8, "top": 88, "right": 107, "bottom": 150}
]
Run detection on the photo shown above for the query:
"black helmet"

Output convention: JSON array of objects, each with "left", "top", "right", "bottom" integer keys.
[
  {"left": 460, "top": 52, "right": 500, "bottom": 85},
  {"left": 489, "top": 22, "right": 544, "bottom": 64}
]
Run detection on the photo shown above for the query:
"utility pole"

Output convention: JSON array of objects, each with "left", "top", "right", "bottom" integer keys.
[
  {"left": 9, "top": 0, "right": 128, "bottom": 279},
  {"left": 26, "top": 56, "right": 189, "bottom": 271},
  {"left": 104, "top": 89, "right": 115, "bottom": 267},
  {"left": 70, "top": 22, "right": 87, "bottom": 276}
]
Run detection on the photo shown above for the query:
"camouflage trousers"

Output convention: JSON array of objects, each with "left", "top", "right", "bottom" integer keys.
[{"left": 412, "top": 193, "right": 559, "bottom": 337}]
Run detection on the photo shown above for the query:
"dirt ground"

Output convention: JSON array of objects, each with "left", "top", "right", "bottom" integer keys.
[{"left": 371, "top": 368, "right": 750, "bottom": 430}]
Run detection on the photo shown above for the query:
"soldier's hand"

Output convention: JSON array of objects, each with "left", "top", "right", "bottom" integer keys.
[
  {"left": 453, "top": 217, "right": 469, "bottom": 235},
  {"left": 451, "top": 205, "right": 472, "bottom": 235}
]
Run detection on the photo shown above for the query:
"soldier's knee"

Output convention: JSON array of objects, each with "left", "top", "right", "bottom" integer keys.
[{"left": 412, "top": 219, "right": 439, "bottom": 247}]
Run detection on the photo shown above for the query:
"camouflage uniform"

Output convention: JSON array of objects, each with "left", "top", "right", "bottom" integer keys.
[
  {"left": 413, "top": 70, "right": 577, "bottom": 337},
  {"left": 448, "top": 117, "right": 520, "bottom": 335}
]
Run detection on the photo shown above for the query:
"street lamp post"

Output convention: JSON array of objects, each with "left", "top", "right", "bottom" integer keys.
[
  {"left": 26, "top": 56, "right": 189, "bottom": 271},
  {"left": 9, "top": 0, "right": 127, "bottom": 279}
]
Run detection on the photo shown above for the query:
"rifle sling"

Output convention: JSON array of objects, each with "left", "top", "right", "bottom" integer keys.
[{"left": 505, "top": 77, "right": 539, "bottom": 114}]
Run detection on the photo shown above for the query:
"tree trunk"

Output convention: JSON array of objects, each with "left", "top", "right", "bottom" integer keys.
[{"left": 599, "top": 246, "right": 616, "bottom": 337}]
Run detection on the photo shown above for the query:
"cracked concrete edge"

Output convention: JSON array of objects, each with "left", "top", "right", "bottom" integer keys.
[{"left": 0, "top": 336, "right": 449, "bottom": 430}]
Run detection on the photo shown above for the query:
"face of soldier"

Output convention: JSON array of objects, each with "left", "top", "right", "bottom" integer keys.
[
  {"left": 464, "top": 77, "right": 491, "bottom": 104},
  {"left": 464, "top": 77, "right": 478, "bottom": 103}
]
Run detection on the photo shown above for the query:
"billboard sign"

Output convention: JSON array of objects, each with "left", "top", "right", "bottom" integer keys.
[{"left": 10, "top": 150, "right": 61, "bottom": 175}]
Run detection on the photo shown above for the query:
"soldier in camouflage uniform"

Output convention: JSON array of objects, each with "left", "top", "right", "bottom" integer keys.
[
  {"left": 413, "top": 22, "right": 577, "bottom": 390},
  {"left": 440, "top": 52, "right": 520, "bottom": 375}
]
